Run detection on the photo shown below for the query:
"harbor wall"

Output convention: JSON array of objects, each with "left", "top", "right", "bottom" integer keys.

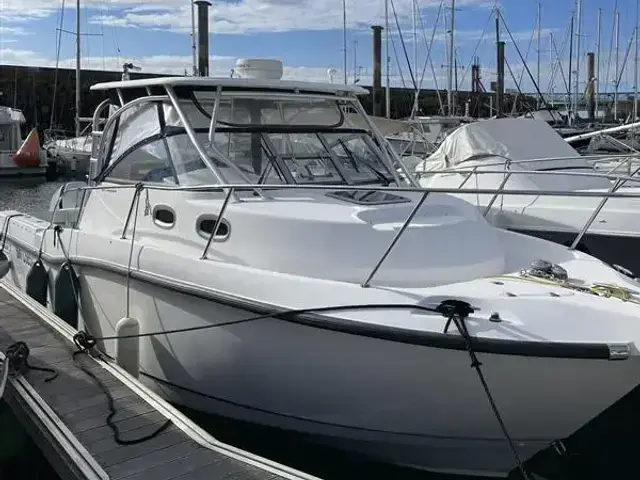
[{"left": 3, "top": 64, "right": 626, "bottom": 137}]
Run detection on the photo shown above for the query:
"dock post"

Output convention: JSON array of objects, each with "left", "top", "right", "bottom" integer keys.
[
  {"left": 372, "top": 25, "right": 383, "bottom": 117},
  {"left": 195, "top": 0, "right": 212, "bottom": 77},
  {"left": 587, "top": 52, "right": 596, "bottom": 121}
]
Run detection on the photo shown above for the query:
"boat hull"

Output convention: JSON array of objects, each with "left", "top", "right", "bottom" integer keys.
[
  {"left": 2, "top": 251, "right": 639, "bottom": 477},
  {"left": 1, "top": 210, "right": 639, "bottom": 478}
]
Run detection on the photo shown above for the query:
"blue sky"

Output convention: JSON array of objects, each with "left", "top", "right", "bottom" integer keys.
[{"left": 0, "top": 0, "right": 639, "bottom": 93}]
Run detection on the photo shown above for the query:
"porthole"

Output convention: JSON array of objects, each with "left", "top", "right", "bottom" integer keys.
[
  {"left": 152, "top": 205, "right": 176, "bottom": 229},
  {"left": 196, "top": 215, "right": 230, "bottom": 241}
]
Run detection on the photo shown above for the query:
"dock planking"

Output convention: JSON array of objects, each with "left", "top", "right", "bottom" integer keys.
[{"left": 0, "top": 283, "right": 319, "bottom": 480}]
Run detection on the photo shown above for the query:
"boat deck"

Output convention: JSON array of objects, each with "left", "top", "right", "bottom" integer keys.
[{"left": 0, "top": 282, "right": 317, "bottom": 480}]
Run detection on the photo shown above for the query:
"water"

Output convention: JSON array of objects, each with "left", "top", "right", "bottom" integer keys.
[{"left": 0, "top": 179, "right": 637, "bottom": 480}]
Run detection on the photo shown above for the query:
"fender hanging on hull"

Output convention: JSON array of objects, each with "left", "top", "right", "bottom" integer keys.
[
  {"left": 53, "top": 262, "right": 79, "bottom": 328},
  {"left": 25, "top": 260, "right": 48, "bottom": 307}
]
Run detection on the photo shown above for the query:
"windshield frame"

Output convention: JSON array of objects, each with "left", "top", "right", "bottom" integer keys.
[{"left": 92, "top": 85, "right": 415, "bottom": 190}]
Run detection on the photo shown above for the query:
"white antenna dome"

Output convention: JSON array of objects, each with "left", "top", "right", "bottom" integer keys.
[{"left": 234, "top": 59, "right": 284, "bottom": 80}]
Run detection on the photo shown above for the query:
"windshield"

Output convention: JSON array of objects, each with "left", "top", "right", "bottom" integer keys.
[
  {"left": 188, "top": 93, "right": 398, "bottom": 186},
  {"left": 98, "top": 92, "right": 402, "bottom": 187}
]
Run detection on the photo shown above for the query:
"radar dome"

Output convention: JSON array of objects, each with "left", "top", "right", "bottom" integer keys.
[{"left": 234, "top": 59, "right": 284, "bottom": 80}]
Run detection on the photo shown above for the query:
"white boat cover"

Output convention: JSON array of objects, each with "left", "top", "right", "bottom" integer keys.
[
  {"left": 0, "top": 107, "right": 25, "bottom": 125},
  {"left": 416, "top": 118, "right": 589, "bottom": 173}
]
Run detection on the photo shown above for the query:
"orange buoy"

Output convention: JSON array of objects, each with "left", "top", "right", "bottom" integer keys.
[{"left": 13, "top": 128, "right": 41, "bottom": 168}]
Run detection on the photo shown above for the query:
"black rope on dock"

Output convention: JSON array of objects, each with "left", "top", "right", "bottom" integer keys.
[
  {"left": 5, "top": 341, "right": 58, "bottom": 382},
  {"left": 70, "top": 349, "right": 172, "bottom": 446}
]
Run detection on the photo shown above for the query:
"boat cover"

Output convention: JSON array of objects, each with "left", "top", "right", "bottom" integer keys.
[{"left": 416, "top": 118, "right": 590, "bottom": 173}]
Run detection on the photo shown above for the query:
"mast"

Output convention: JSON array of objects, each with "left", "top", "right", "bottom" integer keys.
[
  {"left": 353, "top": 40, "right": 358, "bottom": 83},
  {"left": 635, "top": 0, "right": 639, "bottom": 121},
  {"left": 549, "top": 32, "right": 554, "bottom": 106},
  {"left": 191, "top": 0, "right": 197, "bottom": 76},
  {"left": 568, "top": 13, "right": 573, "bottom": 122},
  {"left": 614, "top": 9, "right": 620, "bottom": 120},
  {"left": 574, "top": 0, "right": 582, "bottom": 125},
  {"left": 384, "top": 0, "right": 390, "bottom": 118},
  {"left": 447, "top": 0, "right": 455, "bottom": 116},
  {"left": 411, "top": 0, "right": 418, "bottom": 117},
  {"left": 536, "top": 1, "right": 541, "bottom": 109},
  {"left": 413, "top": 0, "right": 418, "bottom": 83},
  {"left": 596, "top": 8, "right": 601, "bottom": 120},
  {"left": 342, "top": 0, "right": 347, "bottom": 84},
  {"left": 75, "top": 0, "right": 81, "bottom": 138}
]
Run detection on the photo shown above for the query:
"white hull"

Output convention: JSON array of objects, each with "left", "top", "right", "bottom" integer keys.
[{"left": 2, "top": 213, "right": 640, "bottom": 477}]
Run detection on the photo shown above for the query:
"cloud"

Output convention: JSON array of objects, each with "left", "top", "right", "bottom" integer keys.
[
  {"left": 0, "top": 0, "right": 495, "bottom": 35},
  {"left": 0, "top": 26, "right": 31, "bottom": 35}
]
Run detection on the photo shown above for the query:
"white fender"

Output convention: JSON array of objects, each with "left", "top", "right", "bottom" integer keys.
[
  {"left": 115, "top": 317, "right": 140, "bottom": 378},
  {"left": 0, "top": 352, "right": 8, "bottom": 399},
  {"left": 0, "top": 251, "right": 9, "bottom": 280}
]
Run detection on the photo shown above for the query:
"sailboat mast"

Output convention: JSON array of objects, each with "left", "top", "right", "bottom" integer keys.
[
  {"left": 536, "top": 1, "right": 541, "bottom": 109},
  {"left": 634, "top": 0, "right": 639, "bottom": 121},
  {"left": 549, "top": 32, "right": 554, "bottom": 106},
  {"left": 447, "top": 0, "right": 455, "bottom": 116},
  {"left": 413, "top": 0, "right": 418, "bottom": 82},
  {"left": 75, "top": 0, "right": 81, "bottom": 138},
  {"left": 574, "top": 0, "right": 582, "bottom": 125},
  {"left": 191, "top": 0, "right": 197, "bottom": 76},
  {"left": 384, "top": 0, "right": 391, "bottom": 118},
  {"left": 342, "top": 0, "right": 347, "bottom": 84},
  {"left": 596, "top": 8, "right": 601, "bottom": 120},
  {"left": 614, "top": 9, "right": 619, "bottom": 120}
]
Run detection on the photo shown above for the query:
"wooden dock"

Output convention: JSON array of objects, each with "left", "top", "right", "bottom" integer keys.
[{"left": 0, "top": 282, "right": 321, "bottom": 480}]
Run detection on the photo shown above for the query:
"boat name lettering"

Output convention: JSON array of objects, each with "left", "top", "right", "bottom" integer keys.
[{"left": 15, "top": 248, "right": 34, "bottom": 267}]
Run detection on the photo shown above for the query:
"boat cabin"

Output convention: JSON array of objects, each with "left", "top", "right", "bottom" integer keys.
[
  {"left": 84, "top": 75, "right": 410, "bottom": 190},
  {"left": 52, "top": 69, "right": 418, "bottom": 232}
]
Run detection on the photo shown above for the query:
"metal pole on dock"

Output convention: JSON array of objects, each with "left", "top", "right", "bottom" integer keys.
[
  {"left": 587, "top": 52, "right": 596, "bottom": 120},
  {"left": 372, "top": 25, "right": 383, "bottom": 117},
  {"left": 495, "top": 11, "right": 504, "bottom": 117}
]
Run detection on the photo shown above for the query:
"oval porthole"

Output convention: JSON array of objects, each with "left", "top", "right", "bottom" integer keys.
[
  {"left": 152, "top": 205, "right": 176, "bottom": 229},
  {"left": 197, "top": 215, "right": 230, "bottom": 241}
]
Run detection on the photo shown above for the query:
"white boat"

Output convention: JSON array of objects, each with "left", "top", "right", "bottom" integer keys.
[
  {"left": 2, "top": 65, "right": 640, "bottom": 478},
  {"left": 0, "top": 106, "right": 47, "bottom": 178},
  {"left": 415, "top": 117, "right": 640, "bottom": 276},
  {"left": 43, "top": 127, "right": 93, "bottom": 176}
]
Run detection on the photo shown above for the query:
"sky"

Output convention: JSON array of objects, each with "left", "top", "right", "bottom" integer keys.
[{"left": 0, "top": 0, "right": 639, "bottom": 96}]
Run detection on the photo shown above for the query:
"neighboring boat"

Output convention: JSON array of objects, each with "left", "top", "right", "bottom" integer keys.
[
  {"left": 415, "top": 117, "right": 640, "bottom": 275},
  {"left": 43, "top": 127, "right": 93, "bottom": 176},
  {"left": 0, "top": 106, "right": 47, "bottom": 178},
  {"left": 3, "top": 65, "right": 640, "bottom": 478}
]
